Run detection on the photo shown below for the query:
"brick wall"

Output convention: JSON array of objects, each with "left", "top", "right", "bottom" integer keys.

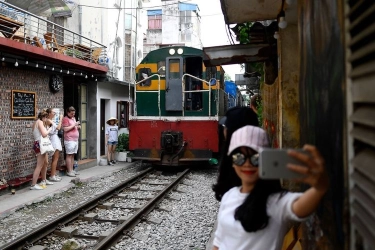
[{"left": 0, "top": 66, "right": 64, "bottom": 181}]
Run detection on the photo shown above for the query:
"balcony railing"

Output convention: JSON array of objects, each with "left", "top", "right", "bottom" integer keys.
[{"left": 0, "top": 2, "right": 107, "bottom": 65}]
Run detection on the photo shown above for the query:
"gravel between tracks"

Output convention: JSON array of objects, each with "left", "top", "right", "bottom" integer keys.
[{"left": 0, "top": 164, "right": 220, "bottom": 250}]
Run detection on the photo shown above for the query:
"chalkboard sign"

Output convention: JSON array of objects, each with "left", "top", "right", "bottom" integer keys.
[{"left": 11, "top": 90, "right": 36, "bottom": 119}]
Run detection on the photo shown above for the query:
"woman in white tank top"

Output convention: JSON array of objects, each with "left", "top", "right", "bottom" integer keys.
[{"left": 30, "top": 111, "right": 53, "bottom": 190}]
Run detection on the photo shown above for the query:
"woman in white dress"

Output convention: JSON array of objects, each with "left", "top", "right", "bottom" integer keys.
[{"left": 46, "top": 108, "right": 63, "bottom": 181}]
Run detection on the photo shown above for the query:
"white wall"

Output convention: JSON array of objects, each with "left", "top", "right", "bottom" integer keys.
[{"left": 96, "top": 81, "right": 132, "bottom": 160}]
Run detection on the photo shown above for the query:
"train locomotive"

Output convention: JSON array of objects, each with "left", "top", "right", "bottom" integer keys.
[{"left": 129, "top": 46, "right": 229, "bottom": 166}]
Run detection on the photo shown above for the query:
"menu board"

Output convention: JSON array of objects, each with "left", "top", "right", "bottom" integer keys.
[{"left": 11, "top": 90, "right": 36, "bottom": 119}]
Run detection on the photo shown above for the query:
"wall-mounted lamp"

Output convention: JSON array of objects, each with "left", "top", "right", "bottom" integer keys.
[
  {"left": 95, "top": 77, "right": 98, "bottom": 81},
  {"left": 67, "top": 69, "right": 70, "bottom": 74},
  {"left": 273, "top": 31, "right": 280, "bottom": 39},
  {"left": 91, "top": 74, "right": 94, "bottom": 78},
  {"left": 14, "top": 59, "right": 18, "bottom": 67},
  {"left": 36, "top": 62, "right": 39, "bottom": 68},
  {"left": 44, "top": 64, "right": 47, "bottom": 69},
  {"left": 52, "top": 66, "right": 54, "bottom": 71},
  {"left": 60, "top": 68, "right": 63, "bottom": 73},
  {"left": 278, "top": 10, "right": 288, "bottom": 29},
  {"left": 73, "top": 72, "right": 76, "bottom": 76},
  {"left": 25, "top": 59, "right": 28, "bottom": 65},
  {"left": 85, "top": 74, "right": 88, "bottom": 79},
  {"left": 1, "top": 56, "right": 5, "bottom": 61}
]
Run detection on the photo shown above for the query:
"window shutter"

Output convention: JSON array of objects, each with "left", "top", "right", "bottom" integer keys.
[{"left": 348, "top": 0, "right": 375, "bottom": 247}]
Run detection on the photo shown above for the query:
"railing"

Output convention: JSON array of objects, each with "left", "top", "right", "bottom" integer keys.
[
  {"left": 131, "top": 74, "right": 162, "bottom": 118},
  {"left": 0, "top": 2, "right": 106, "bottom": 64},
  {"left": 182, "top": 74, "right": 217, "bottom": 117}
]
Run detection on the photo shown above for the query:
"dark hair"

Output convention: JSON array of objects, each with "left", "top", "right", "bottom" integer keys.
[
  {"left": 234, "top": 177, "right": 285, "bottom": 232},
  {"left": 213, "top": 107, "right": 259, "bottom": 201},
  {"left": 67, "top": 106, "right": 75, "bottom": 112},
  {"left": 46, "top": 108, "right": 53, "bottom": 114}
]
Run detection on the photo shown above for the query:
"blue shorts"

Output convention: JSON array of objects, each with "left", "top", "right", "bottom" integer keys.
[{"left": 108, "top": 141, "right": 118, "bottom": 145}]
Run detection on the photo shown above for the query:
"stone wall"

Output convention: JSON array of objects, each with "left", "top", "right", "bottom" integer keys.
[{"left": 0, "top": 66, "right": 64, "bottom": 181}]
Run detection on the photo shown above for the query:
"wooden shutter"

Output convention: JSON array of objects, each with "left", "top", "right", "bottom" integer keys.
[{"left": 347, "top": 0, "right": 375, "bottom": 247}]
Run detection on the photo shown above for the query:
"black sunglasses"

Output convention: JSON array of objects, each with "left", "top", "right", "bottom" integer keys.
[{"left": 232, "top": 152, "right": 259, "bottom": 167}]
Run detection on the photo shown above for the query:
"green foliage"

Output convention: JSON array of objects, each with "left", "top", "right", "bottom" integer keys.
[
  {"left": 224, "top": 73, "right": 232, "bottom": 81},
  {"left": 116, "top": 133, "right": 129, "bottom": 152},
  {"left": 65, "top": 48, "right": 84, "bottom": 59},
  {"left": 237, "top": 22, "right": 254, "bottom": 44}
]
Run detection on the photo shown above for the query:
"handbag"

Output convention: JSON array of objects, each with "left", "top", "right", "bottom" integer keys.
[{"left": 40, "top": 136, "right": 55, "bottom": 154}]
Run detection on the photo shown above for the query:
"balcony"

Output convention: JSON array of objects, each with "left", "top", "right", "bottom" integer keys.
[{"left": 0, "top": 1, "right": 107, "bottom": 75}]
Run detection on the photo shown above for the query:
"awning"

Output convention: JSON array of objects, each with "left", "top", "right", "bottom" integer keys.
[
  {"left": 220, "top": 0, "right": 281, "bottom": 24},
  {"left": 5, "top": 0, "right": 72, "bottom": 17},
  {"left": 202, "top": 44, "right": 276, "bottom": 67}
]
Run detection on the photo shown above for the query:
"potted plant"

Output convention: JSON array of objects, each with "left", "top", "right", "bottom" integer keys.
[
  {"left": 126, "top": 152, "right": 134, "bottom": 162},
  {"left": 115, "top": 133, "right": 129, "bottom": 162}
]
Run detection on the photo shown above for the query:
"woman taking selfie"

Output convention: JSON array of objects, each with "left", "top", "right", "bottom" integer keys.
[{"left": 212, "top": 125, "right": 329, "bottom": 250}]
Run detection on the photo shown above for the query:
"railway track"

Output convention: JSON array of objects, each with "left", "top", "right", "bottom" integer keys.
[{"left": 1, "top": 167, "right": 190, "bottom": 250}]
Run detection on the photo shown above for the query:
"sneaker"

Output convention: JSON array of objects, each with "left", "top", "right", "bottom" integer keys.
[
  {"left": 30, "top": 184, "right": 43, "bottom": 190},
  {"left": 49, "top": 176, "right": 61, "bottom": 182},
  {"left": 39, "top": 183, "right": 47, "bottom": 189},
  {"left": 108, "top": 161, "right": 114, "bottom": 166},
  {"left": 73, "top": 170, "right": 80, "bottom": 175},
  {"left": 41, "top": 180, "right": 54, "bottom": 185},
  {"left": 67, "top": 171, "right": 76, "bottom": 177},
  {"left": 111, "top": 160, "right": 116, "bottom": 164}
]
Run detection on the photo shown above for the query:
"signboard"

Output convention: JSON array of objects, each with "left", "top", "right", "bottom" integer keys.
[{"left": 11, "top": 90, "right": 36, "bottom": 119}]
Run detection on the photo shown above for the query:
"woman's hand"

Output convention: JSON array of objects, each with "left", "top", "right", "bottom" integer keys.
[
  {"left": 288, "top": 144, "right": 329, "bottom": 218},
  {"left": 287, "top": 144, "right": 329, "bottom": 194}
]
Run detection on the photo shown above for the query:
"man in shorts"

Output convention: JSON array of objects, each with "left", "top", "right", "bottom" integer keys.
[{"left": 62, "top": 106, "right": 80, "bottom": 177}]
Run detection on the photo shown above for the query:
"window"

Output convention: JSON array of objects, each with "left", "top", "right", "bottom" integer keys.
[
  {"left": 148, "top": 15, "right": 162, "bottom": 29},
  {"left": 117, "top": 101, "right": 129, "bottom": 128},
  {"left": 206, "top": 66, "right": 217, "bottom": 82},
  {"left": 138, "top": 68, "right": 152, "bottom": 86},
  {"left": 157, "top": 61, "right": 166, "bottom": 77}
]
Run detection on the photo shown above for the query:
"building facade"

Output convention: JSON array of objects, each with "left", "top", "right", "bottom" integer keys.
[{"left": 142, "top": 0, "right": 201, "bottom": 57}]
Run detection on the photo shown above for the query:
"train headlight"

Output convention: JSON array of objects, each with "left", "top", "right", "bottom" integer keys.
[
  {"left": 169, "top": 48, "right": 176, "bottom": 55},
  {"left": 177, "top": 48, "right": 183, "bottom": 54}
]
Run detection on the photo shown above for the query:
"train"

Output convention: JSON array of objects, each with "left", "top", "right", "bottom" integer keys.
[{"left": 129, "top": 46, "right": 236, "bottom": 166}]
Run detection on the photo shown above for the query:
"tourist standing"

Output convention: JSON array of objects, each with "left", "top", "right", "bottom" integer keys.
[
  {"left": 30, "top": 111, "right": 53, "bottom": 190},
  {"left": 46, "top": 108, "right": 63, "bottom": 181},
  {"left": 105, "top": 117, "right": 119, "bottom": 165},
  {"left": 62, "top": 106, "right": 80, "bottom": 177}
]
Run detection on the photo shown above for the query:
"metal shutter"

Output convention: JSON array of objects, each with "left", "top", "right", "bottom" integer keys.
[{"left": 347, "top": 0, "right": 375, "bottom": 248}]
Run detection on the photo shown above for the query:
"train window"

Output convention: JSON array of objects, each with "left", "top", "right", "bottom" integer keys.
[
  {"left": 157, "top": 61, "right": 166, "bottom": 77},
  {"left": 168, "top": 59, "right": 180, "bottom": 79},
  {"left": 206, "top": 67, "right": 217, "bottom": 82},
  {"left": 138, "top": 68, "right": 151, "bottom": 86}
]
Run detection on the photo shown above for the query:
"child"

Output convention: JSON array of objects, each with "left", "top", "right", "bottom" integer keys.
[
  {"left": 105, "top": 117, "right": 119, "bottom": 165},
  {"left": 212, "top": 125, "right": 329, "bottom": 250}
]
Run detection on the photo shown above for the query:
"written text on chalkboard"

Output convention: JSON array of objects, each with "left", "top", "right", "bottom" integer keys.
[{"left": 11, "top": 90, "right": 37, "bottom": 119}]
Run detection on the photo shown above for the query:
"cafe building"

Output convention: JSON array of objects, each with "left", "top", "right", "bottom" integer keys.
[{"left": 0, "top": 1, "right": 108, "bottom": 191}]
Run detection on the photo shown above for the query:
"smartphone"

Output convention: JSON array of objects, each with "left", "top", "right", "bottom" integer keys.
[{"left": 259, "top": 149, "right": 308, "bottom": 179}]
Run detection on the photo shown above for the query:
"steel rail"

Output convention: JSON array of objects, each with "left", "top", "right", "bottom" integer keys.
[
  {"left": 1, "top": 167, "right": 153, "bottom": 250},
  {"left": 93, "top": 168, "right": 190, "bottom": 250}
]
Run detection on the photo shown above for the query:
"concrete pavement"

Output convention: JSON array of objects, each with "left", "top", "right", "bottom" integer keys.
[{"left": 0, "top": 161, "right": 135, "bottom": 218}]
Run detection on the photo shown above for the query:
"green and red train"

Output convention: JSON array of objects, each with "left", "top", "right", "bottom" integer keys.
[{"left": 129, "top": 46, "right": 230, "bottom": 166}]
